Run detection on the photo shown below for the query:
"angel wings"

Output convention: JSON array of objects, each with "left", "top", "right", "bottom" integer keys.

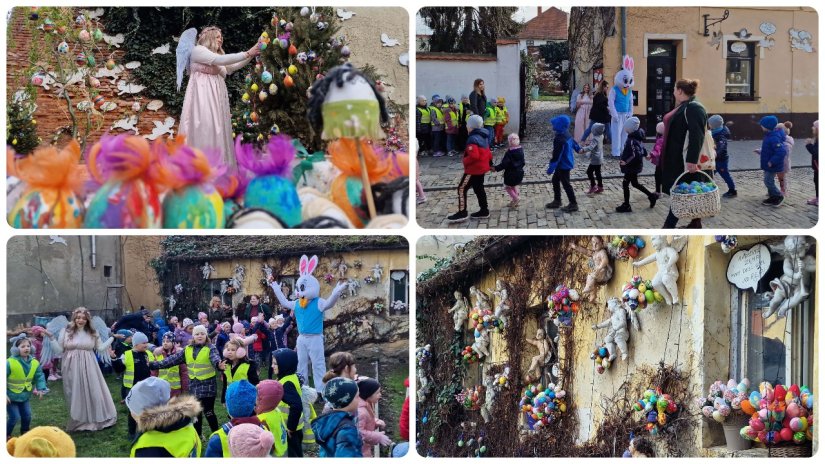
[{"left": 176, "top": 28, "right": 198, "bottom": 92}]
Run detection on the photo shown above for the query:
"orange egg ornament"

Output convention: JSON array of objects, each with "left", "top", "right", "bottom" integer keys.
[
  {"left": 283, "top": 75, "right": 294, "bottom": 87},
  {"left": 288, "top": 44, "right": 298, "bottom": 55}
]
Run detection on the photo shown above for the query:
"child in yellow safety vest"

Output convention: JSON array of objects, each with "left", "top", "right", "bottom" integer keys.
[
  {"left": 221, "top": 338, "right": 259, "bottom": 404},
  {"left": 153, "top": 332, "right": 189, "bottom": 397},
  {"left": 494, "top": 97, "right": 510, "bottom": 148},
  {"left": 415, "top": 95, "right": 432, "bottom": 156},
  {"left": 444, "top": 97, "right": 461, "bottom": 157},
  {"left": 111, "top": 331, "right": 156, "bottom": 439},
  {"left": 148, "top": 324, "right": 226, "bottom": 437},
  {"left": 127, "top": 377, "right": 202, "bottom": 457},
  {"left": 272, "top": 348, "right": 306, "bottom": 457},
  {"left": 256, "top": 379, "right": 289, "bottom": 456},
  {"left": 228, "top": 422, "right": 275, "bottom": 457},
  {"left": 429, "top": 94, "right": 446, "bottom": 157},
  {"left": 6, "top": 335, "right": 47, "bottom": 440},
  {"left": 205, "top": 380, "right": 266, "bottom": 457},
  {"left": 483, "top": 101, "right": 498, "bottom": 146}
]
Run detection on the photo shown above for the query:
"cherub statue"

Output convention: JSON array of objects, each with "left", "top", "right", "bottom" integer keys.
[
  {"left": 416, "top": 344, "right": 433, "bottom": 401},
  {"left": 764, "top": 236, "right": 815, "bottom": 319},
  {"left": 480, "top": 366, "right": 497, "bottom": 423},
  {"left": 262, "top": 264, "right": 274, "bottom": 280},
  {"left": 234, "top": 264, "right": 246, "bottom": 284},
  {"left": 335, "top": 259, "right": 348, "bottom": 279},
  {"left": 488, "top": 279, "right": 512, "bottom": 329},
  {"left": 371, "top": 264, "right": 383, "bottom": 283},
  {"left": 346, "top": 277, "right": 360, "bottom": 297},
  {"left": 525, "top": 328, "right": 553, "bottom": 381},
  {"left": 168, "top": 294, "right": 176, "bottom": 312},
  {"left": 220, "top": 279, "right": 228, "bottom": 296},
  {"left": 592, "top": 297, "right": 640, "bottom": 361},
  {"left": 201, "top": 262, "right": 215, "bottom": 280},
  {"left": 632, "top": 235, "right": 687, "bottom": 305},
  {"left": 569, "top": 236, "right": 613, "bottom": 303},
  {"left": 470, "top": 286, "right": 493, "bottom": 311},
  {"left": 229, "top": 277, "right": 242, "bottom": 293},
  {"left": 447, "top": 290, "right": 469, "bottom": 332},
  {"left": 471, "top": 327, "right": 491, "bottom": 359}
]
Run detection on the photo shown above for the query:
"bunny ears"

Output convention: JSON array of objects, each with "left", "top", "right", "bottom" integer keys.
[
  {"left": 622, "top": 55, "right": 635, "bottom": 72},
  {"left": 299, "top": 255, "right": 319, "bottom": 276}
]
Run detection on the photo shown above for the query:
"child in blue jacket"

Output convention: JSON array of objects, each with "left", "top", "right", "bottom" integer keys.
[
  {"left": 7, "top": 335, "right": 48, "bottom": 439},
  {"left": 615, "top": 117, "right": 657, "bottom": 213},
  {"left": 754, "top": 115, "right": 788, "bottom": 206},
  {"left": 708, "top": 115, "right": 737, "bottom": 198},
  {"left": 311, "top": 377, "right": 362, "bottom": 457},
  {"left": 545, "top": 115, "right": 580, "bottom": 212}
]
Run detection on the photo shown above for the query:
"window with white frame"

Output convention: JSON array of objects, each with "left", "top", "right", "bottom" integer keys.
[
  {"left": 725, "top": 41, "right": 756, "bottom": 101},
  {"left": 277, "top": 275, "right": 300, "bottom": 300},
  {"left": 729, "top": 247, "right": 815, "bottom": 387},
  {"left": 389, "top": 270, "right": 409, "bottom": 313},
  {"left": 203, "top": 279, "right": 232, "bottom": 306},
  {"left": 526, "top": 40, "right": 534, "bottom": 46}
]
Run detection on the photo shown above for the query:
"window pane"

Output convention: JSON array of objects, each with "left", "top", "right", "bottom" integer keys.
[
  {"left": 745, "top": 292, "right": 788, "bottom": 386},
  {"left": 725, "top": 59, "right": 752, "bottom": 97}
]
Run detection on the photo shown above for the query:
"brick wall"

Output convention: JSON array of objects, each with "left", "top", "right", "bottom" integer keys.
[{"left": 6, "top": 8, "right": 175, "bottom": 152}]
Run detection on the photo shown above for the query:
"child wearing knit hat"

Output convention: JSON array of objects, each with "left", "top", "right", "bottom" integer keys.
[
  {"left": 615, "top": 116, "right": 657, "bottom": 213},
  {"left": 126, "top": 377, "right": 204, "bottom": 457},
  {"left": 153, "top": 332, "right": 189, "bottom": 397},
  {"left": 356, "top": 377, "right": 392, "bottom": 457},
  {"left": 205, "top": 380, "right": 266, "bottom": 457},
  {"left": 754, "top": 115, "right": 788, "bottom": 206},
  {"left": 708, "top": 115, "right": 737, "bottom": 198},
  {"left": 447, "top": 114, "right": 492, "bottom": 223},
  {"left": 416, "top": 95, "right": 432, "bottom": 156},
  {"left": 228, "top": 423, "right": 274, "bottom": 457},
  {"left": 256, "top": 380, "right": 288, "bottom": 456},
  {"left": 311, "top": 377, "right": 363, "bottom": 457},
  {"left": 805, "top": 120, "right": 819, "bottom": 205},
  {"left": 111, "top": 331, "right": 155, "bottom": 439},
  {"left": 545, "top": 115, "right": 581, "bottom": 213}
]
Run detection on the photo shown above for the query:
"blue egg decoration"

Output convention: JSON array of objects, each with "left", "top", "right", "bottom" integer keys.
[
  {"left": 635, "top": 238, "right": 645, "bottom": 248},
  {"left": 243, "top": 176, "right": 301, "bottom": 227},
  {"left": 261, "top": 70, "right": 273, "bottom": 84}
]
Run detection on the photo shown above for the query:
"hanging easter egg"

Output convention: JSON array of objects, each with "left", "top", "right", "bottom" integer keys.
[
  {"left": 258, "top": 91, "right": 268, "bottom": 101},
  {"left": 284, "top": 75, "right": 294, "bottom": 87},
  {"left": 31, "top": 73, "right": 44, "bottom": 86},
  {"left": 93, "top": 28, "right": 103, "bottom": 42},
  {"left": 57, "top": 41, "right": 69, "bottom": 53},
  {"left": 285, "top": 22, "right": 294, "bottom": 32},
  {"left": 75, "top": 14, "right": 86, "bottom": 26},
  {"left": 79, "top": 29, "right": 91, "bottom": 42},
  {"left": 43, "top": 19, "right": 55, "bottom": 33},
  {"left": 94, "top": 95, "right": 106, "bottom": 109},
  {"left": 75, "top": 52, "right": 87, "bottom": 66},
  {"left": 86, "top": 54, "right": 96, "bottom": 67},
  {"left": 255, "top": 62, "right": 263, "bottom": 73},
  {"left": 249, "top": 111, "right": 259, "bottom": 123},
  {"left": 307, "top": 50, "right": 317, "bottom": 61},
  {"left": 259, "top": 41, "right": 267, "bottom": 51},
  {"left": 242, "top": 92, "right": 250, "bottom": 103},
  {"left": 251, "top": 83, "right": 259, "bottom": 92},
  {"left": 279, "top": 19, "right": 287, "bottom": 27},
  {"left": 315, "top": 73, "right": 325, "bottom": 81},
  {"left": 310, "top": 13, "right": 319, "bottom": 23},
  {"left": 288, "top": 64, "right": 298, "bottom": 75},
  {"left": 288, "top": 44, "right": 298, "bottom": 56},
  {"left": 271, "top": 15, "right": 278, "bottom": 27},
  {"left": 270, "top": 124, "right": 280, "bottom": 136},
  {"left": 57, "top": 25, "right": 67, "bottom": 34},
  {"left": 245, "top": 74, "right": 253, "bottom": 85},
  {"left": 106, "top": 59, "right": 116, "bottom": 70},
  {"left": 340, "top": 45, "right": 351, "bottom": 57},
  {"left": 261, "top": 70, "right": 273, "bottom": 84},
  {"left": 279, "top": 38, "right": 289, "bottom": 49},
  {"left": 29, "top": 7, "right": 39, "bottom": 20},
  {"left": 300, "top": 7, "right": 311, "bottom": 16},
  {"left": 317, "top": 21, "right": 327, "bottom": 31},
  {"left": 269, "top": 83, "right": 278, "bottom": 95}
]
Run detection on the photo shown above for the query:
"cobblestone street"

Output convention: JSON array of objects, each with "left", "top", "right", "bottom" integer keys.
[{"left": 417, "top": 101, "right": 818, "bottom": 229}]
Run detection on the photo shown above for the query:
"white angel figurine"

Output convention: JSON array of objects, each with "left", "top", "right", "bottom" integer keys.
[
  {"left": 168, "top": 294, "right": 176, "bottom": 312},
  {"left": 480, "top": 366, "right": 497, "bottom": 423},
  {"left": 764, "top": 236, "right": 815, "bottom": 319},
  {"left": 234, "top": 264, "right": 246, "bottom": 284},
  {"left": 447, "top": 290, "right": 469, "bottom": 332},
  {"left": 592, "top": 298, "right": 640, "bottom": 361},
  {"left": 371, "top": 264, "right": 383, "bottom": 283},
  {"left": 632, "top": 235, "right": 687, "bottom": 305},
  {"left": 201, "top": 262, "right": 215, "bottom": 280},
  {"left": 220, "top": 280, "right": 228, "bottom": 297},
  {"left": 471, "top": 327, "right": 491, "bottom": 359},
  {"left": 470, "top": 286, "right": 493, "bottom": 311},
  {"left": 525, "top": 328, "right": 553, "bottom": 381},
  {"left": 262, "top": 264, "right": 274, "bottom": 280},
  {"left": 488, "top": 279, "right": 512, "bottom": 328}
]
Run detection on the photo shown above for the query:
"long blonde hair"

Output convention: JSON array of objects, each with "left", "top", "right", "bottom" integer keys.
[
  {"left": 198, "top": 26, "right": 224, "bottom": 54},
  {"left": 67, "top": 307, "right": 97, "bottom": 337}
]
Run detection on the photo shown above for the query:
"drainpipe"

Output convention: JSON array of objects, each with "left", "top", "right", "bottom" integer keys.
[
  {"left": 620, "top": 7, "right": 627, "bottom": 58},
  {"left": 91, "top": 236, "right": 97, "bottom": 269}
]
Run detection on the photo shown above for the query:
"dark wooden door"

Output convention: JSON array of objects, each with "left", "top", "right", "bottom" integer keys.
[{"left": 645, "top": 42, "right": 677, "bottom": 135}]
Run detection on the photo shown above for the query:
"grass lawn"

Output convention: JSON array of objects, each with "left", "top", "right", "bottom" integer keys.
[
  {"left": 21, "top": 362, "right": 407, "bottom": 457},
  {"left": 533, "top": 94, "right": 569, "bottom": 102}
]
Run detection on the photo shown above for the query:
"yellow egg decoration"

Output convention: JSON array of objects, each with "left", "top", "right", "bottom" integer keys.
[
  {"left": 251, "top": 83, "right": 259, "bottom": 92},
  {"left": 288, "top": 64, "right": 298, "bottom": 75},
  {"left": 269, "top": 83, "right": 278, "bottom": 95},
  {"left": 242, "top": 92, "right": 250, "bottom": 102}
]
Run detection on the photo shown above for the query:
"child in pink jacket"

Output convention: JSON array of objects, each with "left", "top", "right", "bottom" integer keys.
[
  {"left": 648, "top": 122, "right": 665, "bottom": 197},
  {"left": 356, "top": 378, "right": 392, "bottom": 457}
]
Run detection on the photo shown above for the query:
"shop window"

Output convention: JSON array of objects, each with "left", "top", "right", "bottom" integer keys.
[
  {"left": 203, "top": 279, "right": 232, "bottom": 306},
  {"left": 389, "top": 270, "right": 409, "bottom": 313},
  {"left": 277, "top": 275, "right": 299, "bottom": 300},
  {"left": 729, "top": 251, "right": 815, "bottom": 387},
  {"left": 725, "top": 41, "right": 756, "bottom": 101}
]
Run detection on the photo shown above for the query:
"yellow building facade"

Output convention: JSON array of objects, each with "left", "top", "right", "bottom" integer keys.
[{"left": 600, "top": 7, "right": 817, "bottom": 138}]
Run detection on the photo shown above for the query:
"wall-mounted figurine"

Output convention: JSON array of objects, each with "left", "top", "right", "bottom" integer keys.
[
  {"left": 471, "top": 326, "right": 491, "bottom": 360},
  {"left": 488, "top": 279, "right": 512, "bottom": 329},
  {"left": 220, "top": 279, "right": 228, "bottom": 296},
  {"left": 201, "top": 262, "right": 215, "bottom": 280},
  {"left": 764, "top": 236, "right": 815, "bottom": 319},
  {"left": 480, "top": 365, "right": 498, "bottom": 423},
  {"left": 371, "top": 263, "right": 383, "bottom": 283},
  {"left": 569, "top": 236, "right": 614, "bottom": 303},
  {"left": 262, "top": 263, "right": 274, "bottom": 280},
  {"left": 470, "top": 286, "right": 493, "bottom": 311},
  {"left": 592, "top": 297, "right": 640, "bottom": 362},
  {"left": 233, "top": 264, "right": 246, "bottom": 285},
  {"left": 448, "top": 290, "right": 470, "bottom": 332},
  {"left": 524, "top": 328, "right": 553, "bottom": 382},
  {"left": 346, "top": 277, "right": 360, "bottom": 297},
  {"left": 632, "top": 235, "right": 687, "bottom": 306},
  {"left": 168, "top": 294, "right": 176, "bottom": 312}
]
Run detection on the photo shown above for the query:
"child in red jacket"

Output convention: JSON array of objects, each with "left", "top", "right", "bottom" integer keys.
[{"left": 447, "top": 115, "right": 492, "bottom": 223}]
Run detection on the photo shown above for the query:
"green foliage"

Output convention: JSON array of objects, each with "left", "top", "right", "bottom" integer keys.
[
  {"left": 103, "top": 7, "right": 276, "bottom": 117},
  {"left": 236, "top": 7, "right": 345, "bottom": 151},
  {"left": 539, "top": 41, "right": 571, "bottom": 92},
  {"left": 416, "top": 254, "right": 454, "bottom": 282},
  {"left": 419, "top": 7, "right": 521, "bottom": 54},
  {"left": 7, "top": 97, "right": 40, "bottom": 154}
]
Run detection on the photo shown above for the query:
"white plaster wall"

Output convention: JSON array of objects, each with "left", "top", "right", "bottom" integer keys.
[{"left": 416, "top": 43, "right": 522, "bottom": 134}]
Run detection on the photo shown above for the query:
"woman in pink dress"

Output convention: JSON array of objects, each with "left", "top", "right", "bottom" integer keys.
[
  {"left": 179, "top": 27, "right": 260, "bottom": 169},
  {"left": 574, "top": 83, "right": 593, "bottom": 143},
  {"left": 58, "top": 307, "right": 117, "bottom": 432}
]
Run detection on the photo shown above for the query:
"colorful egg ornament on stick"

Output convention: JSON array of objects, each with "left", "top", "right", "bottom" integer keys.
[
  {"left": 607, "top": 235, "right": 646, "bottom": 261},
  {"left": 157, "top": 140, "right": 226, "bottom": 228},
  {"left": 547, "top": 284, "right": 580, "bottom": 327},
  {"left": 8, "top": 141, "right": 86, "bottom": 228},
  {"left": 235, "top": 135, "right": 302, "bottom": 227},
  {"left": 83, "top": 135, "right": 164, "bottom": 228}
]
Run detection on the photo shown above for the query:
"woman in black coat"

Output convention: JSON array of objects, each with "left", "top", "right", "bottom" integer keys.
[
  {"left": 660, "top": 78, "right": 708, "bottom": 228},
  {"left": 580, "top": 80, "right": 612, "bottom": 144},
  {"left": 468, "top": 78, "right": 487, "bottom": 117}
]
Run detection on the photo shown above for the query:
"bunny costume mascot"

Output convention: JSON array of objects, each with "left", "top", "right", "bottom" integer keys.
[
  {"left": 269, "top": 255, "right": 346, "bottom": 394},
  {"left": 608, "top": 55, "right": 636, "bottom": 157}
]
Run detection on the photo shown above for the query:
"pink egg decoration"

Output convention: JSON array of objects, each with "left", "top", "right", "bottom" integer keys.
[
  {"left": 786, "top": 402, "right": 801, "bottom": 418},
  {"left": 779, "top": 427, "right": 793, "bottom": 442},
  {"left": 750, "top": 418, "right": 765, "bottom": 431}
]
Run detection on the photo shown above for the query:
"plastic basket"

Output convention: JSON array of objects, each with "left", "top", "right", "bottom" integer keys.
[{"left": 670, "top": 170, "right": 721, "bottom": 219}]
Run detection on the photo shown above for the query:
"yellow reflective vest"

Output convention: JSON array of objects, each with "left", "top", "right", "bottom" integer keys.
[
  {"left": 258, "top": 409, "right": 289, "bottom": 457},
  {"left": 224, "top": 362, "right": 250, "bottom": 385},
  {"left": 7, "top": 358, "right": 38, "bottom": 394},
  {"left": 130, "top": 425, "right": 202, "bottom": 457},
  {"left": 417, "top": 106, "right": 431, "bottom": 124},
  {"left": 124, "top": 350, "right": 156, "bottom": 388},
  {"left": 184, "top": 345, "right": 216, "bottom": 380},
  {"left": 156, "top": 353, "right": 182, "bottom": 390}
]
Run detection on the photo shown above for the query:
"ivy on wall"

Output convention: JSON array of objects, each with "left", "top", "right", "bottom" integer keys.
[{"left": 103, "top": 7, "right": 276, "bottom": 117}]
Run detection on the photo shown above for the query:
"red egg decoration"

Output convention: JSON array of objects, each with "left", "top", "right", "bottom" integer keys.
[
  {"left": 93, "top": 95, "right": 105, "bottom": 109},
  {"left": 288, "top": 44, "right": 298, "bottom": 55},
  {"left": 283, "top": 75, "right": 294, "bottom": 87}
]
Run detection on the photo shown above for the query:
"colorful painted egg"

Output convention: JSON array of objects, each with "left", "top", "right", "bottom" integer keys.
[
  {"left": 88, "top": 76, "right": 101, "bottom": 88},
  {"left": 270, "top": 16, "right": 278, "bottom": 27},
  {"left": 86, "top": 54, "right": 96, "bottom": 67},
  {"left": 242, "top": 92, "right": 250, "bottom": 102},
  {"left": 296, "top": 52, "right": 307, "bottom": 64},
  {"left": 340, "top": 45, "right": 351, "bottom": 57},
  {"left": 258, "top": 91, "right": 268, "bottom": 101},
  {"left": 249, "top": 111, "right": 259, "bottom": 122},
  {"left": 279, "top": 38, "right": 288, "bottom": 49},
  {"left": 288, "top": 44, "right": 297, "bottom": 55},
  {"left": 288, "top": 64, "right": 298, "bottom": 75},
  {"left": 259, "top": 41, "right": 267, "bottom": 51},
  {"left": 84, "top": 179, "right": 162, "bottom": 228},
  {"left": 261, "top": 71, "right": 273, "bottom": 84},
  {"left": 307, "top": 50, "right": 317, "bottom": 61},
  {"left": 79, "top": 29, "right": 91, "bottom": 42},
  {"left": 93, "top": 95, "right": 106, "bottom": 109},
  {"left": 93, "top": 28, "right": 103, "bottom": 41},
  {"left": 268, "top": 83, "right": 278, "bottom": 95},
  {"left": 243, "top": 176, "right": 302, "bottom": 227},
  {"left": 75, "top": 53, "right": 87, "bottom": 66},
  {"left": 57, "top": 41, "right": 69, "bottom": 53},
  {"left": 283, "top": 75, "right": 294, "bottom": 87},
  {"left": 250, "top": 83, "right": 259, "bottom": 92},
  {"left": 162, "top": 186, "right": 224, "bottom": 228},
  {"left": 31, "top": 73, "right": 44, "bottom": 86},
  {"left": 43, "top": 19, "right": 55, "bottom": 32},
  {"left": 106, "top": 59, "right": 116, "bottom": 70},
  {"left": 10, "top": 188, "right": 84, "bottom": 228}
]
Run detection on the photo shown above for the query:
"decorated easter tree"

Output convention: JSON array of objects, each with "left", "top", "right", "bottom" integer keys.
[
  {"left": 234, "top": 6, "right": 347, "bottom": 150},
  {"left": 13, "top": 7, "right": 114, "bottom": 154},
  {"left": 6, "top": 98, "right": 40, "bottom": 155}
]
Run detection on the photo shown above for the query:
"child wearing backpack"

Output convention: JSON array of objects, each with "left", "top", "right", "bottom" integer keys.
[
  {"left": 311, "top": 377, "right": 363, "bottom": 457},
  {"left": 615, "top": 117, "right": 657, "bottom": 213}
]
